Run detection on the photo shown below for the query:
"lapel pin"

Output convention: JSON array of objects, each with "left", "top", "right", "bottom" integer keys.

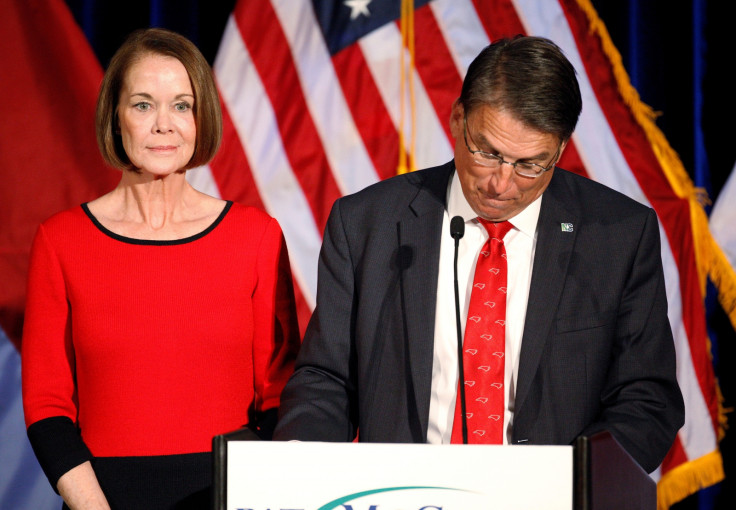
[{"left": 561, "top": 223, "right": 574, "bottom": 232}]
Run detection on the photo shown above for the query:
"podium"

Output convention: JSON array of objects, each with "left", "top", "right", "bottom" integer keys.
[{"left": 213, "top": 430, "right": 655, "bottom": 510}]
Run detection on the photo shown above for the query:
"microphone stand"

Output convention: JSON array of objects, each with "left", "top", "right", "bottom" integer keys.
[{"left": 450, "top": 216, "right": 468, "bottom": 444}]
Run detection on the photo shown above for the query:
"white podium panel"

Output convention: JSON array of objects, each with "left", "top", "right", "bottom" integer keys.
[{"left": 226, "top": 442, "right": 573, "bottom": 510}]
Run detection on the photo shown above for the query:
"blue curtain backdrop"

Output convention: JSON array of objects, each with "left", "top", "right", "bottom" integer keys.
[{"left": 53, "top": 1, "right": 736, "bottom": 508}]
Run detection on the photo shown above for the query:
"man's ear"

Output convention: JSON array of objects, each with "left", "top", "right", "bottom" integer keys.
[{"left": 449, "top": 99, "right": 464, "bottom": 140}]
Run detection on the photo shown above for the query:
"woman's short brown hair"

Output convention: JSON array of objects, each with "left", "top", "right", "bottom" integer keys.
[{"left": 96, "top": 28, "right": 222, "bottom": 171}]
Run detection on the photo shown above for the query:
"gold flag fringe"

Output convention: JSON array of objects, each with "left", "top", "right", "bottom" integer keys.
[{"left": 657, "top": 451, "right": 725, "bottom": 510}]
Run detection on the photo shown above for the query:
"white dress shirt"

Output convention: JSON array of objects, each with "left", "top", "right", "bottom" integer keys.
[{"left": 427, "top": 168, "right": 541, "bottom": 444}]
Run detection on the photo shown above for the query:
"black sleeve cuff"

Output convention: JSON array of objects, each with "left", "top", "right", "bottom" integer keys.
[{"left": 27, "top": 416, "right": 93, "bottom": 492}]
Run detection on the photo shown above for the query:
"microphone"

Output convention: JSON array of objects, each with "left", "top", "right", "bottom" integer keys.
[
  {"left": 450, "top": 216, "right": 468, "bottom": 444},
  {"left": 450, "top": 215, "right": 465, "bottom": 241}
]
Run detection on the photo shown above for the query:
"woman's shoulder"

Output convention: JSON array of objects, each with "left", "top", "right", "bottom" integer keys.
[
  {"left": 39, "top": 204, "right": 90, "bottom": 232},
  {"left": 218, "top": 203, "right": 285, "bottom": 253},
  {"left": 29, "top": 205, "right": 96, "bottom": 256}
]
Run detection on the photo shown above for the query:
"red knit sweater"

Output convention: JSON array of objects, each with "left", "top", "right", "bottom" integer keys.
[{"left": 21, "top": 202, "right": 300, "bottom": 497}]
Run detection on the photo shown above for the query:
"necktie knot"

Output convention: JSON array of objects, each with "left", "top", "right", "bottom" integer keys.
[{"left": 478, "top": 218, "right": 513, "bottom": 241}]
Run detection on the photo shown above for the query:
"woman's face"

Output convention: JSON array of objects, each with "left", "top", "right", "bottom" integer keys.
[{"left": 117, "top": 54, "right": 196, "bottom": 176}]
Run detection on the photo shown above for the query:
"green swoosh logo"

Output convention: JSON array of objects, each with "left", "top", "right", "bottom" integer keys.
[{"left": 316, "top": 486, "right": 466, "bottom": 510}]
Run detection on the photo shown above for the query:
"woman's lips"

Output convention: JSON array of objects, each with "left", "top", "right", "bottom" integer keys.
[{"left": 148, "top": 145, "right": 177, "bottom": 152}]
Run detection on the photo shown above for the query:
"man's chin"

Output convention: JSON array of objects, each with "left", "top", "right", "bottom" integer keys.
[{"left": 474, "top": 202, "right": 515, "bottom": 222}]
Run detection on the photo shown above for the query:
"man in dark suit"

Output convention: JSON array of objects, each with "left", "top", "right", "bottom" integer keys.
[{"left": 273, "top": 36, "right": 684, "bottom": 474}]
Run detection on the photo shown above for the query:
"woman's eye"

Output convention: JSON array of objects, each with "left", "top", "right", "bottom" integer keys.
[
  {"left": 175, "top": 102, "right": 191, "bottom": 112},
  {"left": 133, "top": 102, "right": 151, "bottom": 112}
]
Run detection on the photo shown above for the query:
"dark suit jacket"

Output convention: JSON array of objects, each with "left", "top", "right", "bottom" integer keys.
[{"left": 274, "top": 161, "right": 684, "bottom": 473}]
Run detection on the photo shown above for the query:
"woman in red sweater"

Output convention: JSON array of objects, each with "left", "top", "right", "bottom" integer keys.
[{"left": 21, "top": 28, "right": 300, "bottom": 509}]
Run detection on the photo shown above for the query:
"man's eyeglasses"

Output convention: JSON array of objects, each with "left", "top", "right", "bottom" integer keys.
[{"left": 463, "top": 115, "right": 561, "bottom": 178}]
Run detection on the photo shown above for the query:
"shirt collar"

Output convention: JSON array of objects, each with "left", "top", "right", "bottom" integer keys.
[{"left": 447, "top": 166, "right": 542, "bottom": 239}]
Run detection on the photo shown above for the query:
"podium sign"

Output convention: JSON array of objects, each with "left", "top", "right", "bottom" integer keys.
[{"left": 224, "top": 442, "right": 573, "bottom": 510}]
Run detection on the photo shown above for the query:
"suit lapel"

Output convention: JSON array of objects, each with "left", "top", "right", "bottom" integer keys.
[
  {"left": 398, "top": 163, "right": 453, "bottom": 438},
  {"left": 514, "top": 170, "right": 580, "bottom": 416}
]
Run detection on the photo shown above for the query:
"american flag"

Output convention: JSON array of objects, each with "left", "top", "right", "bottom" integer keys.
[{"left": 0, "top": 0, "right": 729, "bottom": 508}]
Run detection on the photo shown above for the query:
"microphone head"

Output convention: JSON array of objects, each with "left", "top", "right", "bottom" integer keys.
[{"left": 450, "top": 216, "right": 465, "bottom": 240}]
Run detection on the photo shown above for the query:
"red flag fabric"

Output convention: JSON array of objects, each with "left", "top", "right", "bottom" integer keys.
[{"left": 0, "top": 0, "right": 118, "bottom": 348}]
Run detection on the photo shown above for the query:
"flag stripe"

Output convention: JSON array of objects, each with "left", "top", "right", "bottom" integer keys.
[
  {"left": 202, "top": 104, "right": 313, "bottom": 332},
  {"left": 710, "top": 163, "right": 736, "bottom": 268},
  {"left": 410, "top": 4, "right": 463, "bottom": 144},
  {"left": 473, "top": 0, "right": 527, "bottom": 40},
  {"left": 185, "top": 164, "right": 222, "bottom": 201},
  {"left": 232, "top": 0, "right": 341, "bottom": 231},
  {"left": 331, "top": 44, "right": 400, "bottom": 181},
  {"left": 214, "top": 17, "right": 321, "bottom": 308},
  {"left": 358, "top": 23, "right": 453, "bottom": 169},
  {"left": 429, "top": 0, "right": 491, "bottom": 74},
  {"left": 667, "top": 435, "right": 689, "bottom": 468},
  {"left": 208, "top": 103, "right": 266, "bottom": 210},
  {"left": 556, "top": 143, "right": 589, "bottom": 178},
  {"left": 271, "top": 0, "right": 381, "bottom": 195}
]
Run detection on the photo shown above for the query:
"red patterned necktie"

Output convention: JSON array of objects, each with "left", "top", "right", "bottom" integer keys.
[{"left": 451, "top": 219, "right": 513, "bottom": 444}]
